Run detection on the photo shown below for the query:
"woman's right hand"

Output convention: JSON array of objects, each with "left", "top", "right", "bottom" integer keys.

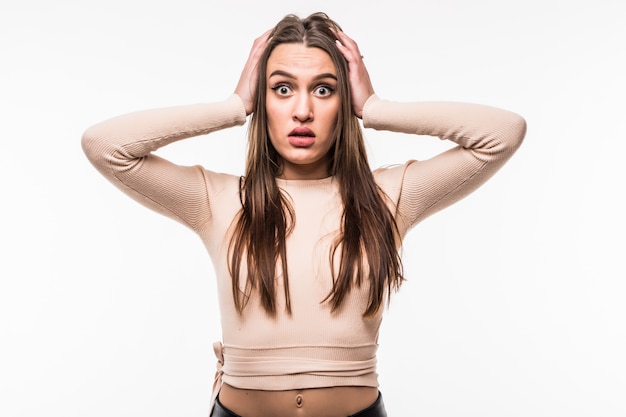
[{"left": 234, "top": 29, "right": 271, "bottom": 115}]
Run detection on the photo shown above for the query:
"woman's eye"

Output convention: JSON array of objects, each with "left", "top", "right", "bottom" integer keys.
[
  {"left": 271, "top": 84, "right": 292, "bottom": 95},
  {"left": 314, "top": 85, "right": 334, "bottom": 97}
]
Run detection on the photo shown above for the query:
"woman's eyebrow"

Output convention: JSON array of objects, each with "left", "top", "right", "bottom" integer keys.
[{"left": 269, "top": 70, "right": 337, "bottom": 81}]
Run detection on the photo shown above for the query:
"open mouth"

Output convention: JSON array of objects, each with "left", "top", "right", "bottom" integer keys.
[{"left": 288, "top": 127, "right": 316, "bottom": 147}]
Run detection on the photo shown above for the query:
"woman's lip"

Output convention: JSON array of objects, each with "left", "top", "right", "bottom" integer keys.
[
  {"left": 289, "top": 127, "right": 315, "bottom": 137},
  {"left": 288, "top": 135, "right": 316, "bottom": 147},
  {"left": 288, "top": 127, "right": 316, "bottom": 147}
]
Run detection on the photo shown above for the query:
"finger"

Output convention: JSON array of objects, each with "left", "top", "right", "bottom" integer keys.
[
  {"left": 334, "top": 39, "right": 359, "bottom": 63},
  {"left": 250, "top": 29, "right": 272, "bottom": 57},
  {"left": 256, "top": 28, "right": 272, "bottom": 45},
  {"left": 235, "top": 29, "right": 272, "bottom": 115},
  {"left": 333, "top": 30, "right": 363, "bottom": 62}
]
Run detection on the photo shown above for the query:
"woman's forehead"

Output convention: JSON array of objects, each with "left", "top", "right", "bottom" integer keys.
[{"left": 267, "top": 43, "right": 335, "bottom": 77}]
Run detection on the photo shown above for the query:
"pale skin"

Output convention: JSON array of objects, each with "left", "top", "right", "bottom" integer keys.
[
  {"left": 266, "top": 43, "right": 340, "bottom": 180},
  {"left": 222, "top": 28, "right": 380, "bottom": 417}
]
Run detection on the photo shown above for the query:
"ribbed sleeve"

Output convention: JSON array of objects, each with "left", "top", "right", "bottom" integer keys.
[
  {"left": 364, "top": 95, "right": 526, "bottom": 235},
  {"left": 81, "top": 94, "right": 247, "bottom": 230}
]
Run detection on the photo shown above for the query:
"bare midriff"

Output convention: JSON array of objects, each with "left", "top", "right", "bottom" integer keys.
[{"left": 218, "top": 383, "right": 379, "bottom": 417}]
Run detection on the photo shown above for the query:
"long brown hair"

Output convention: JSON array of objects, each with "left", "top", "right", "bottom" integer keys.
[{"left": 229, "top": 12, "right": 404, "bottom": 317}]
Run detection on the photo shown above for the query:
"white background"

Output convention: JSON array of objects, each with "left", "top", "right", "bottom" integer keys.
[{"left": 1, "top": 0, "right": 625, "bottom": 416}]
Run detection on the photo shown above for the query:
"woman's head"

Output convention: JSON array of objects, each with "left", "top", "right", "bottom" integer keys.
[{"left": 247, "top": 12, "right": 365, "bottom": 180}]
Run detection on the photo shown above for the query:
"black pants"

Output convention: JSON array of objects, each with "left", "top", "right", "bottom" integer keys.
[{"left": 210, "top": 391, "right": 387, "bottom": 417}]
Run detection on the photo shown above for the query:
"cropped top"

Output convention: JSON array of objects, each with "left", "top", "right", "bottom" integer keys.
[{"left": 81, "top": 94, "right": 525, "bottom": 392}]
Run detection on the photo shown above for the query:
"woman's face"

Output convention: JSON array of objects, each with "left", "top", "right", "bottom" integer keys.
[{"left": 266, "top": 42, "right": 340, "bottom": 180}]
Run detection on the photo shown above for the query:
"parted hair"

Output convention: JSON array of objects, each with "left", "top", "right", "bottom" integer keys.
[{"left": 228, "top": 12, "right": 404, "bottom": 317}]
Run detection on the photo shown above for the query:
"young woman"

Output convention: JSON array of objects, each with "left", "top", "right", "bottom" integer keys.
[{"left": 82, "top": 12, "right": 526, "bottom": 417}]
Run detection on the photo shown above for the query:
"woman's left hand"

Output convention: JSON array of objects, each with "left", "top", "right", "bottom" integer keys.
[{"left": 333, "top": 29, "right": 375, "bottom": 119}]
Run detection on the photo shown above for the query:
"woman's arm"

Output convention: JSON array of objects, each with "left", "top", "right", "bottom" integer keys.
[
  {"left": 81, "top": 95, "right": 247, "bottom": 230},
  {"left": 363, "top": 96, "right": 526, "bottom": 235},
  {"left": 81, "top": 30, "right": 269, "bottom": 229},
  {"left": 334, "top": 28, "right": 526, "bottom": 236}
]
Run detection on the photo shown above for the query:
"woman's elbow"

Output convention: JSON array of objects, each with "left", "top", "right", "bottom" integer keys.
[
  {"left": 80, "top": 127, "right": 99, "bottom": 163},
  {"left": 500, "top": 111, "right": 527, "bottom": 154}
]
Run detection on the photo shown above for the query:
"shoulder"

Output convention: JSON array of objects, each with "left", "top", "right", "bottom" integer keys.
[
  {"left": 199, "top": 168, "right": 242, "bottom": 195},
  {"left": 373, "top": 160, "right": 417, "bottom": 207}
]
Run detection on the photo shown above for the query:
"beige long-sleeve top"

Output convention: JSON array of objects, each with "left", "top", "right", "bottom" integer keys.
[{"left": 82, "top": 94, "right": 525, "bottom": 391}]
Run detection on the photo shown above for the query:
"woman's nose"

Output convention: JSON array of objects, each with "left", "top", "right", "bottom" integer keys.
[{"left": 293, "top": 94, "right": 313, "bottom": 122}]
